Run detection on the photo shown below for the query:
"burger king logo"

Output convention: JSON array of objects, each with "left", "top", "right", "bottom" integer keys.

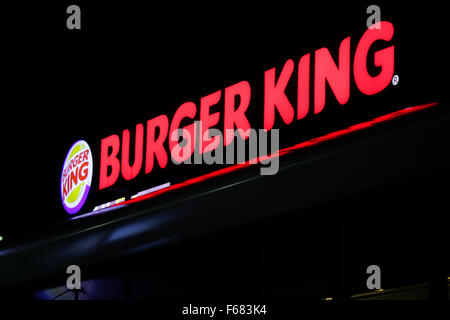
[{"left": 61, "top": 140, "right": 93, "bottom": 214}]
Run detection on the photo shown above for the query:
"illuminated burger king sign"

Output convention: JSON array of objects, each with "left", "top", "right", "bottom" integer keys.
[
  {"left": 98, "top": 21, "right": 396, "bottom": 190},
  {"left": 61, "top": 21, "right": 399, "bottom": 214},
  {"left": 61, "top": 140, "right": 93, "bottom": 214}
]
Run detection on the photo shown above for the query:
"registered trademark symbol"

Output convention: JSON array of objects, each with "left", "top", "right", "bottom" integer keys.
[{"left": 392, "top": 74, "right": 399, "bottom": 86}]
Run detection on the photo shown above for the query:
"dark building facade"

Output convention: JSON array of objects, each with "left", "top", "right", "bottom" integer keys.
[{"left": 1, "top": 2, "right": 448, "bottom": 301}]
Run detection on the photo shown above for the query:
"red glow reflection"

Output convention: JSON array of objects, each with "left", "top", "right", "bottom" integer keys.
[{"left": 115, "top": 102, "right": 438, "bottom": 207}]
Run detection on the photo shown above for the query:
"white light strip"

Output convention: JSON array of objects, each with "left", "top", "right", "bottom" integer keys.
[
  {"left": 73, "top": 182, "right": 171, "bottom": 221},
  {"left": 131, "top": 182, "right": 171, "bottom": 199},
  {"left": 71, "top": 204, "right": 126, "bottom": 220},
  {"left": 93, "top": 197, "right": 126, "bottom": 212}
]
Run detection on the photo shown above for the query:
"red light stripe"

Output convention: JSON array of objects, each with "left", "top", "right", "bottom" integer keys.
[{"left": 116, "top": 102, "right": 438, "bottom": 207}]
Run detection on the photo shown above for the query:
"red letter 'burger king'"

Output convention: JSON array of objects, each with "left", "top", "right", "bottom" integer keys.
[{"left": 98, "top": 21, "right": 395, "bottom": 191}]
